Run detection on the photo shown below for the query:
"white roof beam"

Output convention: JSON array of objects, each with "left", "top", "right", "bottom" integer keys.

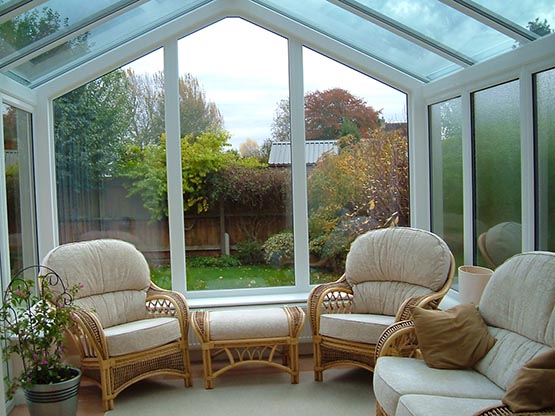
[{"left": 439, "top": 0, "right": 538, "bottom": 44}]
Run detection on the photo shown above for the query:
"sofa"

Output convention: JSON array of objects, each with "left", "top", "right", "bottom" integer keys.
[{"left": 373, "top": 251, "right": 555, "bottom": 416}]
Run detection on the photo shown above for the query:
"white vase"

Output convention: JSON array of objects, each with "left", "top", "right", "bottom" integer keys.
[{"left": 458, "top": 265, "right": 493, "bottom": 304}]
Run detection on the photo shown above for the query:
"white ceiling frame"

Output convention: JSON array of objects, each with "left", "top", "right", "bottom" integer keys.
[{"left": 328, "top": 0, "right": 475, "bottom": 67}]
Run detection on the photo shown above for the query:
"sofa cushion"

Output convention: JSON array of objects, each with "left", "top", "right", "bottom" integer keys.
[
  {"left": 475, "top": 327, "right": 550, "bottom": 390},
  {"left": 396, "top": 395, "right": 501, "bottom": 416},
  {"left": 502, "top": 348, "right": 555, "bottom": 412},
  {"left": 345, "top": 227, "right": 451, "bottom": 292},
  {"left": 320, "top": 313, "right": 395, "bottom": 344},
  {"left": 412, "top": 303, "right": 496, "bottom": 369},
  {"left": 352, "top": 281, "right": 432, "bottom": 315},
  {"left": 479, "top": 251, "right": 555, "bottom": 347},
  {"left": 104, "top": 317, "right": 181, "bottom": 356},
  {"left": 373, "top": 357, "right": 505, "bottom": 416}
]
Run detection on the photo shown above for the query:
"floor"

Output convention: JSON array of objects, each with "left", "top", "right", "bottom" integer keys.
[{"left": 8, "top": 355, "right": 317, "bottom": 415}]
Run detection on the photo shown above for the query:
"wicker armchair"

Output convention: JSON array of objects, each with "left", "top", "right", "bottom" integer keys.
[
  {"left": 373, "top": 251, "right": 555, "bottom": 416},
  {"left": 42, "top": 239, "right": 192, "bottom": 411},
  {"left": 308, "top": 227, "right": 455, "bottom": 381}
]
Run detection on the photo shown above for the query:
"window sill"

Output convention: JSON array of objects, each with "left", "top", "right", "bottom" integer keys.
[{"left": 187, "top": 291, "right": 310, "bottom": 310}]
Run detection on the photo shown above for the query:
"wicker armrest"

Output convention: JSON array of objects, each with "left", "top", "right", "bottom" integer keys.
[
  {"left": 395, "top": 293, "right": 442, "bottom": 321},
  {"left": 147, "top": 283, "right": 190, "bottom": 335},
  {"left": 72, "top": 309, "right": 109, "bottom": 360},
  {"left": 307, "top": 275, "right": 353, "bottom": 334},
  {"left": 374, "top": 320, "right": 420, "bottom": 361},
  {"left": 474, "top": 404, "right": 555, "bottom": 416}
]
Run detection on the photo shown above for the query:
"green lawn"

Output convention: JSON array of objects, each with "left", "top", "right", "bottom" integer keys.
[{"left": 151, "top": 265, "right": 338, "bottom": 291}]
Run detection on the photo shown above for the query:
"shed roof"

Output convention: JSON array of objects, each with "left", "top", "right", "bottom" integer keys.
[{"left": 268, "top": 140, "right": 338, "bottom": 167}]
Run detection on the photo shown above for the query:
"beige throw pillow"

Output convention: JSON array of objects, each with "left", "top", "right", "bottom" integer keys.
[
  {"left": 502, "top": 348, "right": 555, "bottom": 412},
  {"left": 412, "top": 303, "right": 496, "bottom": 369}
]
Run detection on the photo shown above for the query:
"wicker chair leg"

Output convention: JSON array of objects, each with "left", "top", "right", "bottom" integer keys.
[{"left": 376, "top": 401, "right": 388, "bottom": 416}]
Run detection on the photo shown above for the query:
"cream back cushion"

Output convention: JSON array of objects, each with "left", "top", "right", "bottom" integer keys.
[
  {"left": 479, "top": 251, "right": 555, "bottom": 347},
  {"left": 352, "top": 281, "right": 432, "bottom": 315},
  {"left": 475, "top": 327, "right": 550, "bottom": 390},
  {"left": 345, "top": 227, "right": 451, "bottom": 315},
  {"left": 42, "top": 239, "right": 151, "bottom": 327}
]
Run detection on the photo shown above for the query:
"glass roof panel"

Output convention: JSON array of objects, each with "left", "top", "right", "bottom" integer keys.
[
  {"left": 255, "top": 0, "right": 461, "bottom": 82},
  {"left": 0, "top": 0, "right": 128, "bottom": 60},
  {"left": 4, "top": 0, "right": 210, "bottom": 87},
  {"left": 355, "top": 0, "right": 515, "bottom": 62},
  {"left": 472, "top": 0, "right": 555, "bottom": 36}
]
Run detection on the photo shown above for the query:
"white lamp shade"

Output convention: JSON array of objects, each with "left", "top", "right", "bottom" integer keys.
[{"left": 458, "top": 265, "right": 493, "bottom": 304}]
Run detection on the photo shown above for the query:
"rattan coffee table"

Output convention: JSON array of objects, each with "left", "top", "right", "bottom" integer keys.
[{"left": 191, "top": 306, "right": 305, "bottom": 389}]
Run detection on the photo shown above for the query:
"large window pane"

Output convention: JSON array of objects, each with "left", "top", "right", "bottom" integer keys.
[
  {"left": 473, "top": 80, "right": 521, "bottom": 268},
  {"left": 430, "top": 97, "right": 463, "bottom": 280},
  {"left": 54, "top": 50, "right": 170, "bottom": 276},
  {"left": 303, "top": 48, "right": 409, "bottom": 285},
  {"left": 2, "top": 104, "right": 37, "bottom": 277},
  {"left": 177, "top": 18, "right": 293, "bottom": 291},
  {"left": 535, "top": 67, "right": 555, "bottom": 250}
]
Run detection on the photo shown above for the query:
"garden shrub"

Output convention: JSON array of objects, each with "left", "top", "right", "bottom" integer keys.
[
  {"left": 262, "top": 231, "right": 294, "bottom": 265},
  {"left": 186, "top": 255, "right": 241, "bottom": 268},
  {"left": 235, "top": 240, "right": 265, "bottom": 265}
]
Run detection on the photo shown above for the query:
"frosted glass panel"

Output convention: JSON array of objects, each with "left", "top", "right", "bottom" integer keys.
[
  {"left": 430, "top": 97, "right": 463, "bottom": 276},
  {"left": 535, "top": 68, "right": 555, "bottom": 250},
  {"left": 473, "top": 80, "right": 521, "bottom": 268}
]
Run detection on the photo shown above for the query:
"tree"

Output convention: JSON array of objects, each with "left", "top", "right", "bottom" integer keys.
[
  {"left": 54, "top": 69, "right": 134, "bottom": 192},
  {"left": 179, "top": 74, "right": 224, "bottom": 137},
  {"left": 270, "top": 88, "right": 382, "bottom": 142},
  {"left": 305, "top": 88, "right": 382, "bottom": 140},
  {"left": 125, "top": 70, "right": 165, "bottom": 146},
  {"left": 528, "top": 17, "right": 552, "bottom": 36},
  {"left": 118, "top": 130, "right": 239, "bottom": 219},
  {"left": 271, "top": 99, "right": 291, "bottom": 141},
  {"left": 124, "top": 71, "right": 224, "bottom": 144},
  {"left": 239, "top": 138, "right": 262, "bottom": 159}
]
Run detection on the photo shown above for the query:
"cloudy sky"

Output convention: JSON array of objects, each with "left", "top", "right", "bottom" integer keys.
[{"left": 126, "top": 18, "right": 407, "bottom": 149}]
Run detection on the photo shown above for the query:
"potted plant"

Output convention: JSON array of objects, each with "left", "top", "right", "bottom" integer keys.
[{"left": 0, "top": 265, "right": 82, "bottom": 416}]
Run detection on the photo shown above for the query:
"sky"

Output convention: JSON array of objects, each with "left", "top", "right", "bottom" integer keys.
[{"left": 126, "top": 18, "right": 407, "bottom": 149}]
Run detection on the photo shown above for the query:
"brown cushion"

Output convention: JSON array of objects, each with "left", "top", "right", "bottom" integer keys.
[
  {"left": 502, "top": 348, "right": 555, "bottom": 412},
  {"left": 412, "top": 303, "right": 496, "bottom": 369}
]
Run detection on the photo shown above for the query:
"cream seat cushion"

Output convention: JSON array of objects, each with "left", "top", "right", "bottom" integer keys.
[
  {"left": 208, "top": 308, "right": 290, "bottom": 340},
  {"left": 396, "top": 395, "right": 502, "bottom": 416},
  {"left": 373, "top": 357, "right": 505, "bottom": 416},
  {"left": 104, "top": 317, "right": 181, "bottom": 356},
  {"left": 319, "top": 314, "right": 395, "bottom": 344}
]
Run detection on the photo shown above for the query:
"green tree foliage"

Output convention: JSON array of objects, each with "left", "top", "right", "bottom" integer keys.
[
  {"left": 118, "top": 130, "right": 254, "bottom": 219},
  {"left": 54, "top": 69, "right": 134, "bottom": 191},
  {"left": 527, "top": 17, "right": 552, "bottom": 36}
]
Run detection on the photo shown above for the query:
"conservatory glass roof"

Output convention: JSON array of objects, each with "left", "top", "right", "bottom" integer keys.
[{"left": 0, "top": 0, "right": 553, "bottom": 88}]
